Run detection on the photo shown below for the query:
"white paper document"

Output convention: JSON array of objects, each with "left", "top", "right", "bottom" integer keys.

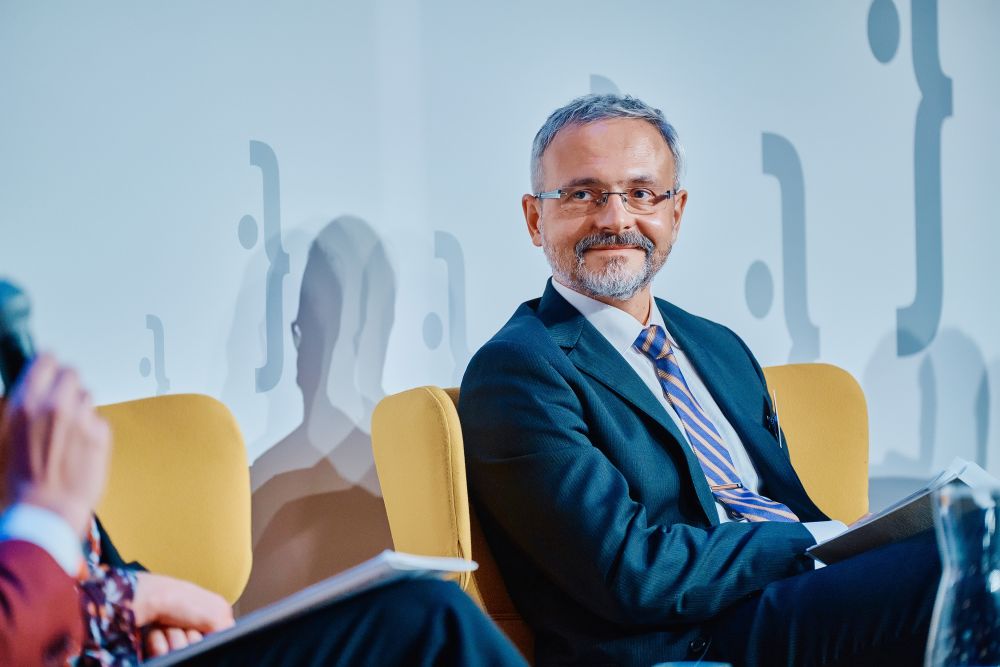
[
  {"left": 144, "top": 550, "right": 478, "bottom": 666},
  {"left": 806, "top": 458, "right": 999, "bottom": 565}
]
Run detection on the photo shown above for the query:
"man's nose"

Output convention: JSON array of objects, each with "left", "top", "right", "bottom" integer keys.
[{"left": 593, "top": 193, "right": 633, "bottom": 234}]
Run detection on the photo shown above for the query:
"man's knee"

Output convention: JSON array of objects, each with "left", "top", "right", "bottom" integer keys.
[
  {"left": 374, "top": 578, "right": 478, "bottom": 619},
  {"left": 370, "top": 579, "right": 481, "bottom": 620}
]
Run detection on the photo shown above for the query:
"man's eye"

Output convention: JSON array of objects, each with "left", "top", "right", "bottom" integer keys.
[
  {"left": 568, "top": 189, "right": 596, "bottom": 201},
  {"left": 631, "top": 188, "right": 656, "bottom": 201}
]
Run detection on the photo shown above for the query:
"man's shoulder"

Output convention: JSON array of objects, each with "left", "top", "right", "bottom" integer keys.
[
  {"left": 493, "top": 297, "right": 546, "bottom": 338},
  {"left": 462, "top": 295, "right": 575, "bottom": 388},
  {"left": 471, "top": 298, "right": 562, "bottom": 360}
]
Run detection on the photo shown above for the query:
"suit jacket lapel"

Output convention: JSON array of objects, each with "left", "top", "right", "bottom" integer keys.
[{"left": 536, "top": 283, "right": 720, "bottom": 524}]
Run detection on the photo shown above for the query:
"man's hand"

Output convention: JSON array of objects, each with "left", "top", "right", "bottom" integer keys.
[
  {"left": 133, "top": 572, "right": 234, "bottom": 656},
  {"left": 0, "top": 354, "right": 111, "bottom": 537}
]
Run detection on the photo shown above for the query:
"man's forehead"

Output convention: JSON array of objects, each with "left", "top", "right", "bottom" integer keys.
[{"left": 542, "top": 118, "right": 675, "bottom": 181}]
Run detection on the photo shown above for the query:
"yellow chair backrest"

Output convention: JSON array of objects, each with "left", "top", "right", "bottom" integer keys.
[
  {"left": 371, "top": 363, "right": 870, "bottom": 660},
  {"left": 371, "top": 386, "right": 534, "bottom": 659},
  {"left": 762, "top": 363, "right": 869, "bottom": 523},
  {"left": 95, "top": 394, "right": 252, "bottom": 604}
]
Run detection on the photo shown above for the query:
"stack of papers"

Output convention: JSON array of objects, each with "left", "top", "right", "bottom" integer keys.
[{"left": 807, "top": 458, "right": 998, "bottom": 565}]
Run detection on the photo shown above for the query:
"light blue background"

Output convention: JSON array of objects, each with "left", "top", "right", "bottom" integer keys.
[{"left": 2, "top": 0, "right": 997, "bottom": 607}]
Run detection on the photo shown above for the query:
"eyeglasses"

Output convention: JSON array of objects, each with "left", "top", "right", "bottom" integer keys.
[{"left": 534, "top": 186, "right": 676, "bottom": 217}]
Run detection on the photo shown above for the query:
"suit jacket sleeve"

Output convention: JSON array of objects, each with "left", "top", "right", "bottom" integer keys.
[
  {"left": 0, "top": 540, "right": 84, "bottom": 666},
  {"left": 461, "top": 338, "right": 817, "bottom": 626}
]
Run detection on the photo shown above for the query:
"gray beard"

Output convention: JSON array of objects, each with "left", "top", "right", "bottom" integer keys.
[
  {"left": 542, "top": 228, "right": 668, "bottom": 301},
  {"left": 574, "top": 254, "right": 654, "bottom": 301}
]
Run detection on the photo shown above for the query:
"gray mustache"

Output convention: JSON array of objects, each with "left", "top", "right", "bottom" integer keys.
[{"left": 575, "top": 232, "right": 654, "bottom": 258}]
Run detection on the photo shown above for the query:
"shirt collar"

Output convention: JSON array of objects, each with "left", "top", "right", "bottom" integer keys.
[{"left": 550, "top": 279, "right": 680, "bottom": 355}]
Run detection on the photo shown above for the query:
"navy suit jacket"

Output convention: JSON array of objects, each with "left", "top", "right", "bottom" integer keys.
[{"left": 460, "top": 281, "right": 828, "bottom": 666}]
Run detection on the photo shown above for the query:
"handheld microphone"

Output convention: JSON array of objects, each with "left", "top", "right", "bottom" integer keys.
[{"left": 0, "top": 280, "right": 35, "bottom": 395}]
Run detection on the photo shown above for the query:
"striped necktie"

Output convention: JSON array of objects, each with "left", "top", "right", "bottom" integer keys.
[{"left": 633, "top": 325, "right": 799, "bottom": 523}]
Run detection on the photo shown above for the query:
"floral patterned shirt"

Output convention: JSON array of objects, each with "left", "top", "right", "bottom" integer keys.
[{"left": 73, "top": 519, "right": 142, "bottom": 667}]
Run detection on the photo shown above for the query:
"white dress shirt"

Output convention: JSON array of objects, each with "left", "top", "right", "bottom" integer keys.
[{"left": 551, "top": 280, "right": 846, "bottom": 550}]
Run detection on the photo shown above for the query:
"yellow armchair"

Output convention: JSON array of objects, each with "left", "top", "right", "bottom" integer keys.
[
  {"left": 371, "top": 363, "right": 869, "bottom": 660},
  {"left": 762, "top": 363, "right": 869, "bottom": 523},
  {"left": 372, "top": 387, "right": 534, "bottom": 658},
  {"left": 96, "top": 393, "right": 252, "bottom": 604}
]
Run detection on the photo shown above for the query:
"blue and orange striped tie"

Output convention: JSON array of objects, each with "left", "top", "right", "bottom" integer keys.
[{"left": 634, "top": 325, "right": 799, "bottom": 523}]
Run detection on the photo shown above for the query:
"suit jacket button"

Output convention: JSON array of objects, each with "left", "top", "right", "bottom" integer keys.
[{"left": 688, "top": 637, "right": 708, "bottom": 654}]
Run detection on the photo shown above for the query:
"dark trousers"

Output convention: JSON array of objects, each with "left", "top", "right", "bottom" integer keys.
[
  {"left": 708, "top": 531, "right": 940, "bottom": 667},
  {"left": 184, "top": 578, "right": 528, "bottom": 667}
]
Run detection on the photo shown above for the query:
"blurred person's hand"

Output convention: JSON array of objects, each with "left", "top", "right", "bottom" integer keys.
[
  {"left": 0, "top": 354, "right": 111, "bottom": 537},
  {"left": 144, "top": 626, "right": 204, "bottom": 658},
  {"left": 134, "top": 572, "right": 234, "bottom": 656}
]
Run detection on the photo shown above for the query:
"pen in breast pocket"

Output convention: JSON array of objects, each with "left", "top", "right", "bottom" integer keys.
[{"left": 772, "top": 389, "right": 783, "bottom": 448}]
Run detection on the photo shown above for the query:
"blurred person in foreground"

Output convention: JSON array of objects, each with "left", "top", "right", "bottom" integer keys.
[
  {"left": 0, "top": 354, "right": 234, "bottom": 665},
  {"left": 2, "top": 355, "right": 527, "bottom": 666},
  {"left": 0, "top": 353, "right": 111, "bottom": 664}
]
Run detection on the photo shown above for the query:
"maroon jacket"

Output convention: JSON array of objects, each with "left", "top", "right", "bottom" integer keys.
[{"left": 0, "top": 540, "right": 83, "bottom": 666}]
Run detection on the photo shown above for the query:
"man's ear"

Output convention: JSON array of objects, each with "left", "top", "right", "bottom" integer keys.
[
  {"left": 523, "top": 194, "right": 543, "bottom": 247},
  {"left": 670, "top": 189, "right": 688, "bottom": 242}
]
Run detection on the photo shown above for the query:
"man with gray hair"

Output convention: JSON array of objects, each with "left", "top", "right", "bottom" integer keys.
[{"left": 460, "top": 94, "right": 937, "bottom": 666}]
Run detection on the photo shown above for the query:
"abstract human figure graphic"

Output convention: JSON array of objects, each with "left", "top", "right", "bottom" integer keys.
[
  {"left": 422, "top": 231, "right": 471, "bottom": 384},
  {"left": 868, "top": 0, "right": 952, "bottom": 356},
  {"left": 867, "top": 0, "right": 901, "bottom": 62},
  {"left": 744, "top": 260, "right": 774, "bottom": 320},
  {"left": 861, "top": 0, "right": 983, "bottom": 507},
  {"left": 238, "top": 140, "right": 290, "bottom": 392},
  {"left": 589, "top": 74, "right": 620, "bottom": 96},
  {"left": 753, "top": 132, "right": 820, "bottom": 362},
  {"left": 865, "top": 328, "right": 992, "bottom": 510},
  {"left": 138, "top": 314, "right": 170, "bottom": 395},
  {"left": 240, "top": 216, "right": 394, "bottom": 612}
]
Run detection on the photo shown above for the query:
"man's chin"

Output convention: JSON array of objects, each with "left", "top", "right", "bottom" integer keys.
[{"left": 573, "top": 270, "right": 649, "bottom": 302}]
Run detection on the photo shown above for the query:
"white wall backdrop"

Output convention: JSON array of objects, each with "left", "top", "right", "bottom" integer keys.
[{"left": 2, "top": 0, "right": 997, "bottom": 609}]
